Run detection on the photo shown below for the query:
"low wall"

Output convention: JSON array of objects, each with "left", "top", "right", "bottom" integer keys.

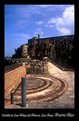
[{"left": 4, "top": 65, "right": 26, "bottom": 98}]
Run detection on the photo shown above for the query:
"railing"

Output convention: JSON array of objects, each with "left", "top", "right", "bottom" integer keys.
[{"left": 10, "top": 77, "right": 26, "bottom": 107}]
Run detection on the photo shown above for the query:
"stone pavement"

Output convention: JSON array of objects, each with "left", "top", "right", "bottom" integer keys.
[
  {"left": 47, "top": 62, "right": 74, "bottom": 108},
  {"left": 5, "top": 62, "right": 74, "bottom": 109}
]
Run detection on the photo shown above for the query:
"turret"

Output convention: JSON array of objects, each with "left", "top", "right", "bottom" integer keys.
[{"left": 21, "top": 44, "right": 28, "bottom": 58}]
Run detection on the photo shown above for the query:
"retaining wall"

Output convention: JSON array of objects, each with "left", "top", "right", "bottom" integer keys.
[{"left": 4, "top": 65, "right": 26, "bottom": 98}]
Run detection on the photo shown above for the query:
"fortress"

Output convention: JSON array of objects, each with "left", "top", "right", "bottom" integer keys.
[
  {"left": 5, "top": 34, "right": 74, "bottom": 108},
  {"left": 12, "top": 34, "right": 74, "bottom": 69}
]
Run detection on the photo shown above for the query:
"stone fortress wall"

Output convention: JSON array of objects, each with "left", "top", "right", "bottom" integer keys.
[
  {"left": 21, "top": 44, "right": 28, "bottom": 58},
  {"left": 4, "top": 34, "right": 74, "bottom": 75},
  {"left": 12, "top": 35, "right": 74, "bottom": 69}
]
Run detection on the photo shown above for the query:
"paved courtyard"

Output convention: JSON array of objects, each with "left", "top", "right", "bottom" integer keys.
[{"left": 5, "top": 62, "right": 74, "bottom": 109}]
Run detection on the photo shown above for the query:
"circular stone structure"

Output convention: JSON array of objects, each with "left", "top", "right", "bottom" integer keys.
[
  {"left": 5, "top": 75, "right": 68, "bottom": 107},
  {"left": 26, "top": 75, "right": 68, "bottom": 102}
]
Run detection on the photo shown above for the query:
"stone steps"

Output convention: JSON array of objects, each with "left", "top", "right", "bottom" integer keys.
[{"left": 5, "top": 75, "right": 68, "bottom": 106}]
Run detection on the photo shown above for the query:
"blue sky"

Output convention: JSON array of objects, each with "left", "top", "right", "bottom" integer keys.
[{"left": 5, "top": 4, "right": 74, "bottom": 57}]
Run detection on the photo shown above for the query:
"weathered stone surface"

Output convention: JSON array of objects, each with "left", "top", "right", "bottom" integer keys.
[
  {"left": 12, "top": 35, "right": 74, "bottom": 70},
  {"left": 5, "top": 62, "right": 74, "bottom": 109},
  {"left": 26, "top": 59, "right": 48, "bottom": 74}
]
